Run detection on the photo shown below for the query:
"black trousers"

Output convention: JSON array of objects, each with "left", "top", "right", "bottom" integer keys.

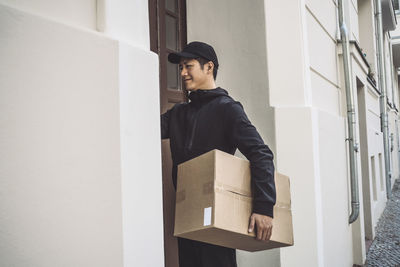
[{"left": 178, "top": 238, "right": 237, "bottom": 267}]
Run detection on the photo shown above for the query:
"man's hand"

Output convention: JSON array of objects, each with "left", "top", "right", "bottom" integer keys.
[{"left": 248, "top": 213, "right": 273, "bottom": 242}]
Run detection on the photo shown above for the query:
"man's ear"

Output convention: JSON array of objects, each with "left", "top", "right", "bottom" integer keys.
[{"left": 208, "top": 62, "right": 214, "bottom": 72}]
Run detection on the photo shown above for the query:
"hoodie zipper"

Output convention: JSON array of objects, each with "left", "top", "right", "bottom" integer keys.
[
  {"left": 187, "top": 113, "right": 198, "bottom": 151},
  {"left": 186, "top": 89, "right": 227, "bottom": 151}
]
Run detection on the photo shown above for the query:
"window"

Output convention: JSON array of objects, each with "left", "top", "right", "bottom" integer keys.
[{"left": 394, "top": 0, "right": 400, "bottom": 13}]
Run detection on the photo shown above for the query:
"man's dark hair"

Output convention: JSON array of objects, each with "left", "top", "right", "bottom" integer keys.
[{"left": 196, "top": 57, "right": 218, "bottom": 80}]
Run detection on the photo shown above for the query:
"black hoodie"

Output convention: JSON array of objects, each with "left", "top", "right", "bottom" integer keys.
[{"left": 161, "top": 87, "right": 276, "bottom": 217}]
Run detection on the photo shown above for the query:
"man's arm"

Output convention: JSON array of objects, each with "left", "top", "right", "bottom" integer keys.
[
  {"left": 228, "top": 101, "right": 276, "bottom": 241},
  {"left": 161, "top": 108, "right": 172, "bottom": 139}
]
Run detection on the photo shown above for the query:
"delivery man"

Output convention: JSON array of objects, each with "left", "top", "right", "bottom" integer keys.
[{"left": 161, "top": 41, "right": 276, "bottom": 267}]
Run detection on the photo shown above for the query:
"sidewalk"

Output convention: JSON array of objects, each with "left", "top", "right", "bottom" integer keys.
[{"left": 364, "top": 178, "right": 400, "bottom": 267}]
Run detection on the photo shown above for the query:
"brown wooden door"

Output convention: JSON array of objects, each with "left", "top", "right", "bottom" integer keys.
[{"left": 149, "top": 0, "right": 187, "bottom": 266}]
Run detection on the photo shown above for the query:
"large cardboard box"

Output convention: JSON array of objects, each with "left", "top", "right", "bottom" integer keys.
[{"left": 174, "top": 149, "right": 293, "bottom": 251}]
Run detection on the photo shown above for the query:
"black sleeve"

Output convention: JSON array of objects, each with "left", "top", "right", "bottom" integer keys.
[
  {"left": 228, "top": 101, "right": 276, "bottom": 217},
  {"left": 161, "top": 108, "right": 172, "bottom": 139}
]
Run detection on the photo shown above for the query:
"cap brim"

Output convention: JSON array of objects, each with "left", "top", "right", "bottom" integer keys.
[{"left": 168, "top": 51, "right": 198, "bottom": 64}]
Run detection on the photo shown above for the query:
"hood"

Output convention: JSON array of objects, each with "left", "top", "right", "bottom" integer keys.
[{"left": 188, "top": 87, "right": 229, "bottom": 103}]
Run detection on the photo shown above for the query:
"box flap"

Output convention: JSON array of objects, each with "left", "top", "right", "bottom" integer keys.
[
  {"left": 214, "top": 150, "right": 251, "bottom": 197},
  {"left": 275, "top": 173, "right": 291, "bottom": 208}
]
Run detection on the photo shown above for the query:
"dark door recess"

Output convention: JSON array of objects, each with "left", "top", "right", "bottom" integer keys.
[{"left": 149, "top": 0, "right": 187, "bottom": 266}]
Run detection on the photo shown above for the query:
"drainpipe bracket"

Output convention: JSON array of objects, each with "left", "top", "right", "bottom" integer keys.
[{"left": 354, "top": 143, "right": 360, "bottom": 152}]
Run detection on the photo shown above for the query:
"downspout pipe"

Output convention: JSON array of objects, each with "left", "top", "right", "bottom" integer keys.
[
  {"left": 375, "top": 0, "right": 392, "bottom": 199},
  {"left": 389, "top": 38, "right": 396, "bottom": 113},
  {"left": 338, "top": 0, "right": 360, "bottom": 224}
]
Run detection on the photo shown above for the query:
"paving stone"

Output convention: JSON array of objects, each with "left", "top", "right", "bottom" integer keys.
[{"left": 364, "top": 178, "right": 400, "bottom": 267}]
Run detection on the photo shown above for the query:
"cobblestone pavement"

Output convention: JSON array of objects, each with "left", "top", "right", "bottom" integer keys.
[{"left": 364, "top": 178, "right": 400, "bottom": 267}]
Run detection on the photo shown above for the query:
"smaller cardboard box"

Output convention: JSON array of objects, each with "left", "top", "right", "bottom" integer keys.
[{"left": 174, "top": 149, "right": 293, "bottom": 251}]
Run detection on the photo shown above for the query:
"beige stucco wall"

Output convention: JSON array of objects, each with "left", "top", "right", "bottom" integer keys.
[
  {"left": 0, "top": 4, "right": 123, "bottom": 266},
  {"left": 389, "top": 110, "right": 400, "bottom": 183},
  {"left": 187, "top": 0, "right": 278, "bottom": 266},
  {"left": 358, "top": 0, "right": 378, "bottom": 75},
  {"left": 187, "top": 0, "right": 276, "bottom": 154},
  {"left": 265, "top": 0, "right": 400, "bottom": 266},
  {"left": 306, "top": 0, "right": 341, "bottom": 115},
  {"left": 96, "top": 0, "right": 150, "bottom": 50},
  {"left": 0, "top": 0, "right": 97, "bottom": 29},
  {"left": 0, "top": 2, "right": 164, "bottom": 267},
  {"left": 185, "top": 0, "right": 398, "bottom": 265}
]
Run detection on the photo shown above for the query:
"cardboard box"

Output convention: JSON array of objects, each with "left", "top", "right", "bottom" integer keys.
[{"left": 174, "top": 149, "right": 293, "bottom": 251}]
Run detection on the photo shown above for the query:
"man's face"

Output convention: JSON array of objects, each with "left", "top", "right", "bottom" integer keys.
[{"left": 179, "top": 58, "right": 210, "bottom": 91}]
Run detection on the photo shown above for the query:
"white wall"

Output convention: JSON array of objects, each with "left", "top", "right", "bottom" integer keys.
[
  {"left": 0, "top": 0, "right": 152, "bottom": 49},
  {"left": 266, "top": 0, "right": 359, "bottom": 266},
  {"left": 306, "top": 1, "right": 341, "bottom": 115},
  {"left": 358, "top": 0, "right": 378, "bottom": 75},
  {"left": 391, "top": 113, "right": 400, "bottom": 182},
  {"left": 389, "top": 111, "right": 400, "bottom": 182},
  {"left": 0, "top": 0, "right": 96, "bottom": 29},
  {"left": 349, "top": 59, "right": 382, "bottom": 264},
  {"left": 267, "top": 0, "right": 399, "bottom": 265},
  {"left": 317, "top": 110, "right": 353, "bottom": 267},
  {"left": 187, "top": 0, "right": 278, "bottom": 266},
  {"left": 97, "top": 0, "right": 150, "bottom": 49},
  {"left": 0, "top": 4, "right": 122, "bottom": 266},
  {"left": 357, "top": 81, "right": 385, "bottom": 242},
  {"left": 364, "top": 83, "right": 387, "bottom": 228},
  {"left": 0, "top": 2, "right": 164, "bottom": 267},
  {"left": 266, "top": 1, "right": 311, "bottom": 107},
  {"left": 305, "top": 3, "right": 355, "bottom": 265},
  {"left": 187, "top": 0, "right": 275, "bottom": 155},
  {"left": 385, "top": 34, "right": 394, "bottom": 106},
  {"left": 118, "top": 42, "right": 164, "bottom": 267},
  {"left": 349, "top": 0, "right": 360, "bottom": 42}
]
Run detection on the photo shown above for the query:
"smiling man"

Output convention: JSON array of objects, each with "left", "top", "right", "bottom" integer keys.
[{"left": 161, "top": 41, "right": 276, "bottom": 267}]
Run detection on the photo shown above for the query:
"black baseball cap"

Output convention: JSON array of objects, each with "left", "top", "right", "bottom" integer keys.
[{"left": 168, "top": 41, "right": 219, "bottom": 69}]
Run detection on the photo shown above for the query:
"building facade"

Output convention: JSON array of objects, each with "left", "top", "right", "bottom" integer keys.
[{"left": 1, "top": 0, "right": 399, "bottom": 266}]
